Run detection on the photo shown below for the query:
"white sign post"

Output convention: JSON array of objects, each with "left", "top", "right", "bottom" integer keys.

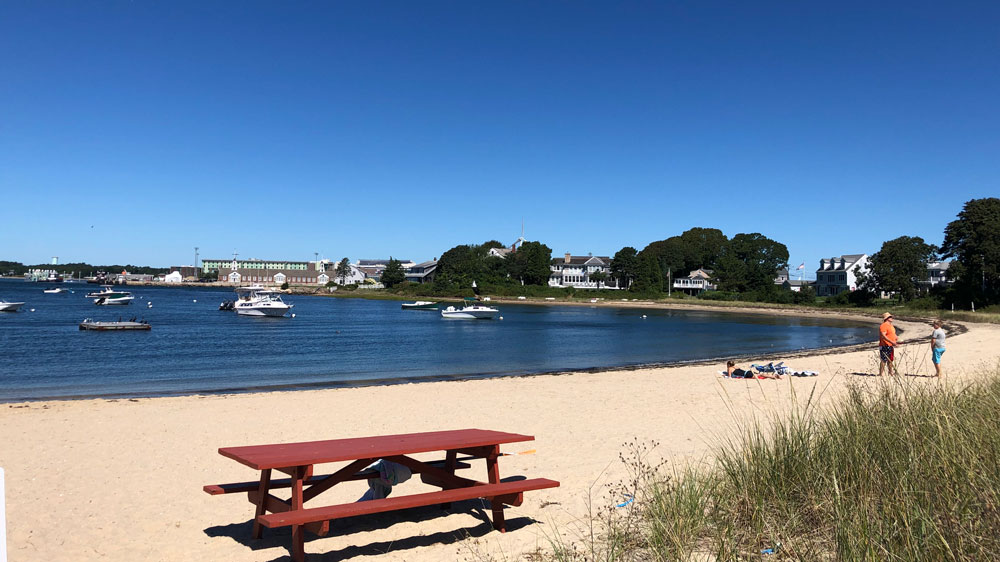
[{"left": 1, "top": 467, "right": 6, "bottom": 562}]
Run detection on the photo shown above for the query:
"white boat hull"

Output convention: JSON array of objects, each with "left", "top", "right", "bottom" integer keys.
[
  {"left": 440, "top": 306, "right": 500, "bottom": 320},
  {"left": 94, "top": 296, "right": 134, "bottom": 305},
  {"left": 0, "top": 301, "right": 25, "bottom": 312},
  {"left": 235, "top": 302, "right": 292, "bottom": 317}
]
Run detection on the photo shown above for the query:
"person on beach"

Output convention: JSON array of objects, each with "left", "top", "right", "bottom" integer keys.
[
  {"left": 726, "top": 361, "right": 781, "bottom": 380},
  {"left": 878, "top": 312, "right": 899, "bottom": 376},
  {"left": 930, "top": 320, "right": 946, "bottom": 377}
]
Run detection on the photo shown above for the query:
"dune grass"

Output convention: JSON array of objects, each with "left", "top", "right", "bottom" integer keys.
[{"left": 545, "top": 367, "right": 1000, "bottom": 561}]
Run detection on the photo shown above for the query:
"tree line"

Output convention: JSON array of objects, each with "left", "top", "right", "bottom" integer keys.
[
  {"left": 0, "top": 261, "right": 169, "bottom": 277},
  {"left": 394, "top": 197, "right": 999, "bottom": 311}
]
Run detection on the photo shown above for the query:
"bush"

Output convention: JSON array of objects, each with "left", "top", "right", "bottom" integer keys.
[
  {"left": 697, "top": 291, "right": 740, "bottom": 301},
  {"left": 280, "top": 282, "right": 289, "bottom": 290}
]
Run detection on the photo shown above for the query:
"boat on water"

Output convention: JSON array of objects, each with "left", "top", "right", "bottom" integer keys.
[
  {"left": 440, "top": 298, "right": 500, "bottom": 320},
  {"left": 43, "top": 287, "right": 66, "bottom": 294},
  {"left": 233, "top": 286, "right": 293, "bottom": 317},
  {"left": 87, "top": 286, "right": 134, "bottom": 305},
  {"left": 401, "top": 301, "right": 439, "bottom": 310},
  {"left": 39, "top": 272, "right": 63, "bottom": 283},
  {"left": 79, "top": 318, "right": 151, "bottom": 331},
  {"left": 0, "top": 301, "right": 26, "bottom": 312}
]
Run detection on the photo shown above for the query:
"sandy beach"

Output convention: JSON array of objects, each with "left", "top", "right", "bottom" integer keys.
[{"left": 2, "top": 314, "right": 999, "bottom": 562}]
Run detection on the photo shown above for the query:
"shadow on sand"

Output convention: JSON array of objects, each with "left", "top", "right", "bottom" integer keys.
[{"left": 204, "top": 498, "right": 541, "bottom": 561}]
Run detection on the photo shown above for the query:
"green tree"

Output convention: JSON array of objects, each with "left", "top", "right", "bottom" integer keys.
[
  {"left": 631, "top": 252, "right": 663, "bottom": 294},
  {"left": 640, "top": 227, "right": 728, "bottom": 283},
  {"left": 714, "top": 233, "right": 789, "bottom": 294},
  {"left": 434, "top": 241, "right": 509, "bottom": 289},
  {"left": 381, "top": 257, "right": 406, "bottom": 288},
  {"left": 589, "top": 270, "right": 608, "bottom": 289},
  {"left": 941, "top": 197, "right": 1000, "bottom": 304},
  {"left": 506, "top": 241, "right": 553, "bottom": 285},
  {"left": 610, "top": 247, "right": 639, "bottom": 289},
  {"left": 335, "top": 257, "right": 352, "bottom": 285},
  {"left": 860, "top": 236, "right": 937, "bottom": 302}
]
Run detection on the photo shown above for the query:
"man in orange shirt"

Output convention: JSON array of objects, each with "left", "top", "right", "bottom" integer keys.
[{"left": 879, "top": 312, "right": 898, "bottom": 376}]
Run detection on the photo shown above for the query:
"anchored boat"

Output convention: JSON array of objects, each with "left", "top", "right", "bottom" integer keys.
[
  {"left": 401, "top": 301, "right": 439, "bottom": 310},
  {"left": 233, "top": 286, "right": 293, "bottom": 317},
  {"left": 79, "top": 318, "right": 151, "bottom": 331}
]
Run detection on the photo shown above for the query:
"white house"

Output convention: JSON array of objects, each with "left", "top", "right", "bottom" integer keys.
[
  {"left": 273, "top": 272, "right": 287, "bottom": 285},
  {"left": 921, "top": 261, "right": 953, "bottom": 290},
  {"left": 815, "top": 254, "right": 869, "bottom": 296},
  {"left": 328, "top": 264, "right": 366, "bottom": 285},
  {"left": 227, "top": 271, "right": 242, "bottom": 284},
  {"left": 549, "top": 253, "right": 620, "bottom": 289},
  {"left": 163, "top": 271, "right": 183, "bottom": 283},
  {"left": 673, "top": 268, "right": 717, "bottom": 295}
]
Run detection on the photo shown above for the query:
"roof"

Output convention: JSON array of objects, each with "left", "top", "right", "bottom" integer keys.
[{"left": 558, "top": 256, "right": 611, "bottom": 266}]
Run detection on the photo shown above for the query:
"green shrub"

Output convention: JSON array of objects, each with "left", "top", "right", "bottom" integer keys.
[{"left": 630, "top": 370, "right": 1000, "bottom": 561}]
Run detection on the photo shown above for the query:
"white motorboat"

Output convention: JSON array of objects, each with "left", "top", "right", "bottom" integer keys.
[
  {"left": 401, "top": 301, "right": 439, "bottom": 310},
  {"left": 440, "top": 303, "right": 500, "bottom": 320},
  {"left": 0, "top": 301, "right": 26, "bottom": 312},
  {"left": 88, "top": 286, "right": 134, "bottom": 305},
  {"left": 43, "top": 287, "right": 66, "bottom": 294},
  {"left": 233, "top": 286, "right": 293, "bottom": 317}
]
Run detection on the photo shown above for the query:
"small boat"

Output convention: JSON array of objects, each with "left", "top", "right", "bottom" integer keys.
[
  {"left": 79, "top": 318, "right": 151, "bottom": 331},
  {"left": 233, "top": 286, "right": 293, "bottom": 317},
  {"left": 0, "top": 301, "right": 26, "bottom": 312},
  {"left": 43, "top": 287, "right": 66, "bottom": 294},
  {"left": 87, "top": 285, "right": 134, "bottom": 305},
  {"left": 401, "top": 301, "right": 439, "bottom": 310},
  {"left": 440, "top": 300, "right": 500, "bottom": 320}
]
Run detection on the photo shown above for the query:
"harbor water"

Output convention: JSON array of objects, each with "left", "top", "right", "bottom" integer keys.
[{"left": 0, "top": 279, "right": 874, "bottom": 401}]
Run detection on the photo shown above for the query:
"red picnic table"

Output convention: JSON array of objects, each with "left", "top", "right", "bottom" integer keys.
[{"left": 205, "top": 428, "right": 560, "bottom": 561}]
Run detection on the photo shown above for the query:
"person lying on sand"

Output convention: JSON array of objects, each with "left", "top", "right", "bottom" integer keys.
[{"left": 726, "top": 360, "right": 781, "bottom": 379}]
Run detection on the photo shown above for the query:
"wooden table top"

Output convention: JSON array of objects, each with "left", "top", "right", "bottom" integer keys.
[{"left": 219, "top": 428, "right": 535, "bottom": 470}]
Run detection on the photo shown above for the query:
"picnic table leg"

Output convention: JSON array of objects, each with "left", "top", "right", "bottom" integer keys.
[
  {"left": 251, "top": 469, "right": 272, "bottom": 539},
  {"left": 440, "top": 450, "right": 458, "bottom": 509},
  {"left": 290, "top": 465, "right": 307, "bottom": 562},
  {"left": 486, "top": 445, "right": 506, "bottom": 532}
]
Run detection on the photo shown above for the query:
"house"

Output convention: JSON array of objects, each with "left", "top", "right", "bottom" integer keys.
[
  {"left": 404, "top": 260, "right": 438, "bottom": 284},
  {"left": 815, "top": 254, "right": 869, "bottom": 296},
  {"left": 919, "top": 261, "right": 953, "bottom": 291},
  {"left": 355, "top": 259, "right": 415, "bottom": 281},
  {"left": 782, "top": 279, "right": 815, "bottom": 293},
  {"left": 325, "top": 263, "right": 366, "bottom": 285},
  {"left": 549, "top": 253, "right": 620, "bottom": 289},
  {"left": 673, "top": 268, "right": 717, "bottom": 295}
]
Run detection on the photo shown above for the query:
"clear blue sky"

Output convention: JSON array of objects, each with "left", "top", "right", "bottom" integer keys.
[{"left": 2, "top": 2, "right": 997, "bottom": 277}]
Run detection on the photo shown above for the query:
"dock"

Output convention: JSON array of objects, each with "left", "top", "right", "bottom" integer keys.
[{"left": 79, "top": 320, "right": 151, "bottom": 331}]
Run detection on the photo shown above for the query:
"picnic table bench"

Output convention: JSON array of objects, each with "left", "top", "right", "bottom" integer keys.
[{"left": 205, "top": 428, "right": 559, "bottom": 561}]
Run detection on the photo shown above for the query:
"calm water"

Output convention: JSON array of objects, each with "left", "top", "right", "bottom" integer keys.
[{"left": 0, "top": 279, "right": 873, "bottom": 401}]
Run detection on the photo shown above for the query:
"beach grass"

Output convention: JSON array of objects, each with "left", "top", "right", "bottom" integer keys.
[{"left": 551, "top": 365, "right": 1000, "bottom": 561}]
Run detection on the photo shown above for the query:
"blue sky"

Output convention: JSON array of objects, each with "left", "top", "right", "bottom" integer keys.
[{"left": 2, "top": 2, "right": 997, "bottom": 277}]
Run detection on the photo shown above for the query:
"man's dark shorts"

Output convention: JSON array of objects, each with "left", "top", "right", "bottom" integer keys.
[{"left": 880, "top": 345, "right": 894, "bottom": 362}]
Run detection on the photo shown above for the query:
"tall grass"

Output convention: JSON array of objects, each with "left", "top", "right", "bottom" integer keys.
[{"left": 558, "top": 368, "right": 1000, "bottom": 561}]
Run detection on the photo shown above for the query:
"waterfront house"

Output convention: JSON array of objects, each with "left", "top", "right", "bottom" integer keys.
[
  {"left": 549, "top": 253, "right": 620, "bottom": 289},
  {"left": 404, "top": 260, "right": 438, "bottom": 284},
  {"left": 919, "top": 261, "right": 953, "bottom": 291},
  {"left": 673, "top": 268, "right": 717, "bottom": 295},
  {"left": 815, "top": 254, "right": 869, "bottom": 296}
]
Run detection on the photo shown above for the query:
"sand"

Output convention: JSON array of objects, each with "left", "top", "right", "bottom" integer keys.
[{"left": 2, "top": 314, "right": 999, "bottom": 562}]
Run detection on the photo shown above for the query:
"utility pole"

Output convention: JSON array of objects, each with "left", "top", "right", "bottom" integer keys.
[
  {"left": 667, "top": 268, "right": 671, "bottom": 297},
  {"left": 194, "top": 247, "right": 199, "bottom": 271}
]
